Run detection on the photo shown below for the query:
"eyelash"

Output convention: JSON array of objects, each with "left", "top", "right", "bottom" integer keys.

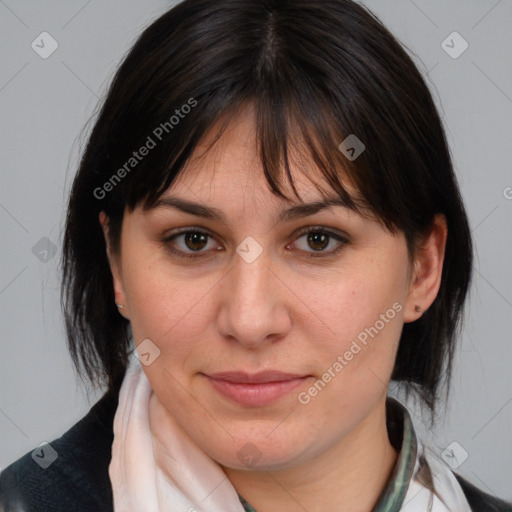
[{"left": 159, "top": 227, "right": 349, "bottom": 260}]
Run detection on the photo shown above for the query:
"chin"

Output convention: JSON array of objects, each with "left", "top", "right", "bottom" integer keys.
[{"left": 204, "top": 429, "right": 310, "bottom": 472}]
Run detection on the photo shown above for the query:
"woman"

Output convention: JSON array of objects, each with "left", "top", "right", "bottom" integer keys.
[{"left": 1, "top": 0, "right": 510, "bottom": 510}]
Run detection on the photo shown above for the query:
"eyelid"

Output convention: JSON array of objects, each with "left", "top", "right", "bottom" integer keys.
[{"left": 293, "top": 225, "right": 349, "bottom": 240}]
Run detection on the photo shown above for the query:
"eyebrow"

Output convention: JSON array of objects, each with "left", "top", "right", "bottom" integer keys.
[{"left": 150, "top": 196, "right": 349, "bottom": 224}]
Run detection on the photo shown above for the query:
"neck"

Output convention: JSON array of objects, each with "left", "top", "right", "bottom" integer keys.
[{"left": 223, "top": 396, "right": 398, "bottom": 512}]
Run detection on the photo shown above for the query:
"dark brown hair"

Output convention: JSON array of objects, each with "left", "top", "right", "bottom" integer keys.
[{"left": 61, "top": 0, "right": 472, "bottom": 413}]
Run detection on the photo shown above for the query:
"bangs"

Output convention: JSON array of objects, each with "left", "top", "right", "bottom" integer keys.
[{"left": 136, "top": 96, "right": 367, "bottom": 220}]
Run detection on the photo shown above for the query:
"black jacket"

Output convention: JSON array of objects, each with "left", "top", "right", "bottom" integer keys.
[{"left": 1, "top": 388, "right": 511, "bottom": 512}]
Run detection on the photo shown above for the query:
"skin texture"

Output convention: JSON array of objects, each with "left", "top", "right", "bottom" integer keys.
[{"left": 100, "top": 107, "right": 447, "bottom": 512}]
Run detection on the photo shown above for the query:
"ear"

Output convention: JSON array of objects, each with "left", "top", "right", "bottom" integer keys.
[
  {"left": 99, "top": 212, "right": 129, "bottom": 319},
  {"left": 403, "top": 214, "right": 447, "bottom": 323}
]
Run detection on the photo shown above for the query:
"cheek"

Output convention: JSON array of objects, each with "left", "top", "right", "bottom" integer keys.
[
  {"left": 308, "top": 266, "right": 406, "bottom": 349},
  {"left": 299, "top": 253, "right": 408, "bottom": 394},
  {"left": 291, "top": 272, "right": 406, "bottom": 441},
  {"left": 121, "top": 248, "right": 212, "bottom": 357}
]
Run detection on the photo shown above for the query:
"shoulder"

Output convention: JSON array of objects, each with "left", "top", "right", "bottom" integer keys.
[
  {"left": 0, "top": 388, "right": 118, "bottom": 512},
  {"left": 455, "top": 473, "right": 512, "bottom": 512}
]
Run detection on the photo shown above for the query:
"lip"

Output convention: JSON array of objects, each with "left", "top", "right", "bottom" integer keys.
[{"left": 204, "top": 371, "right": 311, "bottom": 407}]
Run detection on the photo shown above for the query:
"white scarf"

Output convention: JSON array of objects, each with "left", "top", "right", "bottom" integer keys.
[
  {"left": 109, "top": 356, "right": 472, "bottom": 512},
  {"left": 401, "top": 440, "right": 472, "bottom": 511},
  {"left": 108, "top": 354, "right": 245, "bottom": 512}
]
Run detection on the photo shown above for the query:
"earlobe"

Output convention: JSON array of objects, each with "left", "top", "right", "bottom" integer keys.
[{"left": 404, "top": 214, "right": 447, "bottom": 323}]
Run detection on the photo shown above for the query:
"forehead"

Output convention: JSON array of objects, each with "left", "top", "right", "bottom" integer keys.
[{"left": 167, "top": 105, "right": 356, "bottom": 207}]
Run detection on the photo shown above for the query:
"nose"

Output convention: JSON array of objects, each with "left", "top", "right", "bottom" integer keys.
[{"left": 216, "top": 247, "right": 292, "bottom": 349}]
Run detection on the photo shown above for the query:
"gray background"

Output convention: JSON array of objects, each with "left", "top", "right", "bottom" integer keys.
[{"left": 1, "top": 0, "right": 511, "bottom": 501}]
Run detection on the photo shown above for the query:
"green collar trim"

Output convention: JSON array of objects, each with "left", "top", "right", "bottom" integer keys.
[
  {"left": 239, "top": 494, "right": 258, "bottom": 512},
  {"left": 372, "top": 399, "right": 418, "bottom": 512}
]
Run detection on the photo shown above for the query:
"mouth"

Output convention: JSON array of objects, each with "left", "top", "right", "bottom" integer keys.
[{"left": 202, "top": 371, "right": 312, "bottom": 407}]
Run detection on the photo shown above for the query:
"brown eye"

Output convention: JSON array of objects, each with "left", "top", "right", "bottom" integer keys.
[
  {"left": 306, "top": 232, "right": 330, "bottom": 251},
  {"left": 183, "top": 232, "right": 209, "bottom": 251},
  {"left": 160, "top": 229, "right": 220, "bottom": 259},
  {"left": 292, "top": 228, "right": 349, "bottom": 258}
]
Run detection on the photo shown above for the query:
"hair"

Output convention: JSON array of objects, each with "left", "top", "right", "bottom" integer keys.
[{"left": 61, "top": 0, "right": 472, "bottom": 414}]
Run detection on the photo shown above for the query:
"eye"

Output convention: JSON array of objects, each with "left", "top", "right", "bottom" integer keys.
[
  {"left": 160, "top": 226, "right": 349, "bottom": 260},
  {"left": 290, "top": 227, "right": 349, "bottom": 258},
  {"left": 160, "top": 228, "right": 221, "bottom": 259}
]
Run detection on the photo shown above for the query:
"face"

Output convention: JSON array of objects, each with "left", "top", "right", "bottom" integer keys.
[{"left": 104, "top": 107, "right": 435, "bottom": 472}]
